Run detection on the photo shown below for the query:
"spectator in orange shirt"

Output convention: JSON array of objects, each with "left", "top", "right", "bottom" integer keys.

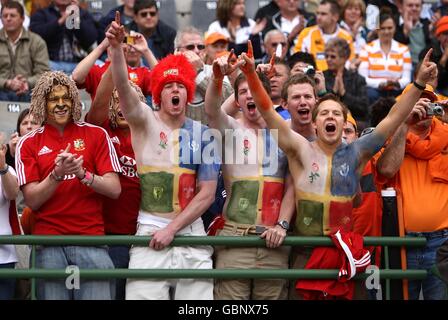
[{"left": 375, "top": 88, "right": 448, "bottom": 300}]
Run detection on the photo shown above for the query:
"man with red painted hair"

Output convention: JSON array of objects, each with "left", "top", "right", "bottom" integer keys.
[{"left": 106, "top": 16, "right": 219, "bottom": 300}]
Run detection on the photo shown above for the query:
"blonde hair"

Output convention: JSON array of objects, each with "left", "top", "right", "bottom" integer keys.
[
  {"left": 109, "top": 80, "right": 146, "bottom": 129},
  {"left": 344, "top": 0, "right": 366, "bottom": 18},
  {"left": 30, "top": 71, "right": 82, "bottom": 124}
]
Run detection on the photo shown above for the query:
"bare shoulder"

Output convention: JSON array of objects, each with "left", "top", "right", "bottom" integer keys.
[
  {"left": 288, "top": 130, "right": 313, "bottom": 159},
  {"left": 130, "top": 102, "right": 155, "bottom": 128}
]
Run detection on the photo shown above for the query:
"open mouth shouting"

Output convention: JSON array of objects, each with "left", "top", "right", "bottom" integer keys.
[
  {"left": 325, "top": 123, "right": 337, "bottom": 134},
  {"left": 172, "top": 96, "right": 180, "bottom": 106},
  {"left": 297, "top": 107, "right": 310, "bottom": 119},
  {"left": 247, "top": 102, "right": 257, "bottom": 115}
]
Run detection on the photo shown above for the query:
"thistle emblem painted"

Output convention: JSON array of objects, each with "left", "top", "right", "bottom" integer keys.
[
  {"left": 339, "top": 163, "right": 349, "bottom": 177},
  {"left": 159, "top": 131, "right": 168, "bottom": 149}
]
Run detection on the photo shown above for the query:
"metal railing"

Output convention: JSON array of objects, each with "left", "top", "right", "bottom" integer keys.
[{"left": 0, "top": 235, "right": 427, "bottom": 300}]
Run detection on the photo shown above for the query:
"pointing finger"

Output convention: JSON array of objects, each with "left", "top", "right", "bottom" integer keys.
[
  {"left": 115, "top": 11, "right": 120, "bottom": 25},
  {"left": 227, "top": 49, "right": 235, "bottom": 65},
  {"left": 269, "top": 54, "right": 275, "bottom": 68},
  {"left": 247, "top": 40, "right": 253, "bottom": 58},
  {"left": 423, "top": 48, "right": 433, "bottom": 64}
]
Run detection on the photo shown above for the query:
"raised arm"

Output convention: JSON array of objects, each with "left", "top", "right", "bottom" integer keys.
[
  {"left": 128, "top": 32, "right": 158, "bottom": 69},
  {"left": 221, "top": 93, "right": 240, "bottom": 118},
  {"left": 85, "top": 67, "right": 113, "bottom": 126},
  {"left": 72, "top": 38, "right": 109, "bottom": 86},
  {"left": 238, "top": 42, "right": 306, "bottom": 156},
  {"left": 106, "top": 12, "right": 148, "bottom": 129},
  {"left": 375, "top": 49, "right": 437, "bottom": 141},
  {"left": 376, "top": 123, "right": 409, "bottom": 179},
  {"left": 377, "top": 98, "right": 436, "bottom": 178}
]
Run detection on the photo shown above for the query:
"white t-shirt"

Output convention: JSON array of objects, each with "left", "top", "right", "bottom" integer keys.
[
  {"left": 0, "top": 166, "right": 18, "bottom": 264},
  {"left": 207, "top": 18, "right": 256, "bottom": 45},
  {"left": 280, "top": 15, "right": 301, "bottom": 35}
]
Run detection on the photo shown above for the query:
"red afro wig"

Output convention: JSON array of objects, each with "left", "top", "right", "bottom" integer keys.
[{"left": 150, "top": 54, "right": 196, "bottom": 106}]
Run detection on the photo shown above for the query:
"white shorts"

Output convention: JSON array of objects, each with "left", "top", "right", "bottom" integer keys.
[{"left": 126, "top": 219, "right": 214, "bottom": 300}]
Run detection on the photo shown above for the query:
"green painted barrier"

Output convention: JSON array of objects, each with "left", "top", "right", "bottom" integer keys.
[
  {"left": 0, "top": 235, "right": 427, "bottom": 300},
  {"left": 0, "top": 235, "right": 427, "bottom": 247},
  {"left": 0, "top": 268, "right": 426, "bottom": 280}
]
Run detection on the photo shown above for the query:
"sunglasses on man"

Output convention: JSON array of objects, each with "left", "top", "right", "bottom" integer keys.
[
  {"left": 271, "top": 42, "right": 286, "bottom": 48},
  {"left": 178, "top": 44, "right": 206, "bottom": 51},
  {"left": 139, "top": 10, "right": 157, "bottom": 18}
]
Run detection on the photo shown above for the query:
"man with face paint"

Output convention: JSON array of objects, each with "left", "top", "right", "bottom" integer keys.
[
  {"left": 107, "top": 15, "right": 219, "bottom": 300},
  {"left": 15, "top": 71, "right": 122, "bottom": 300},
  {"left": 85, "top": 67, "right": 146, "bottom": 300},
  {"left": 205, "top": 53, "right": 293, "bottom": 300},
  {"left": 239, "top": 42, "right": 437, "bottom": 297}
]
